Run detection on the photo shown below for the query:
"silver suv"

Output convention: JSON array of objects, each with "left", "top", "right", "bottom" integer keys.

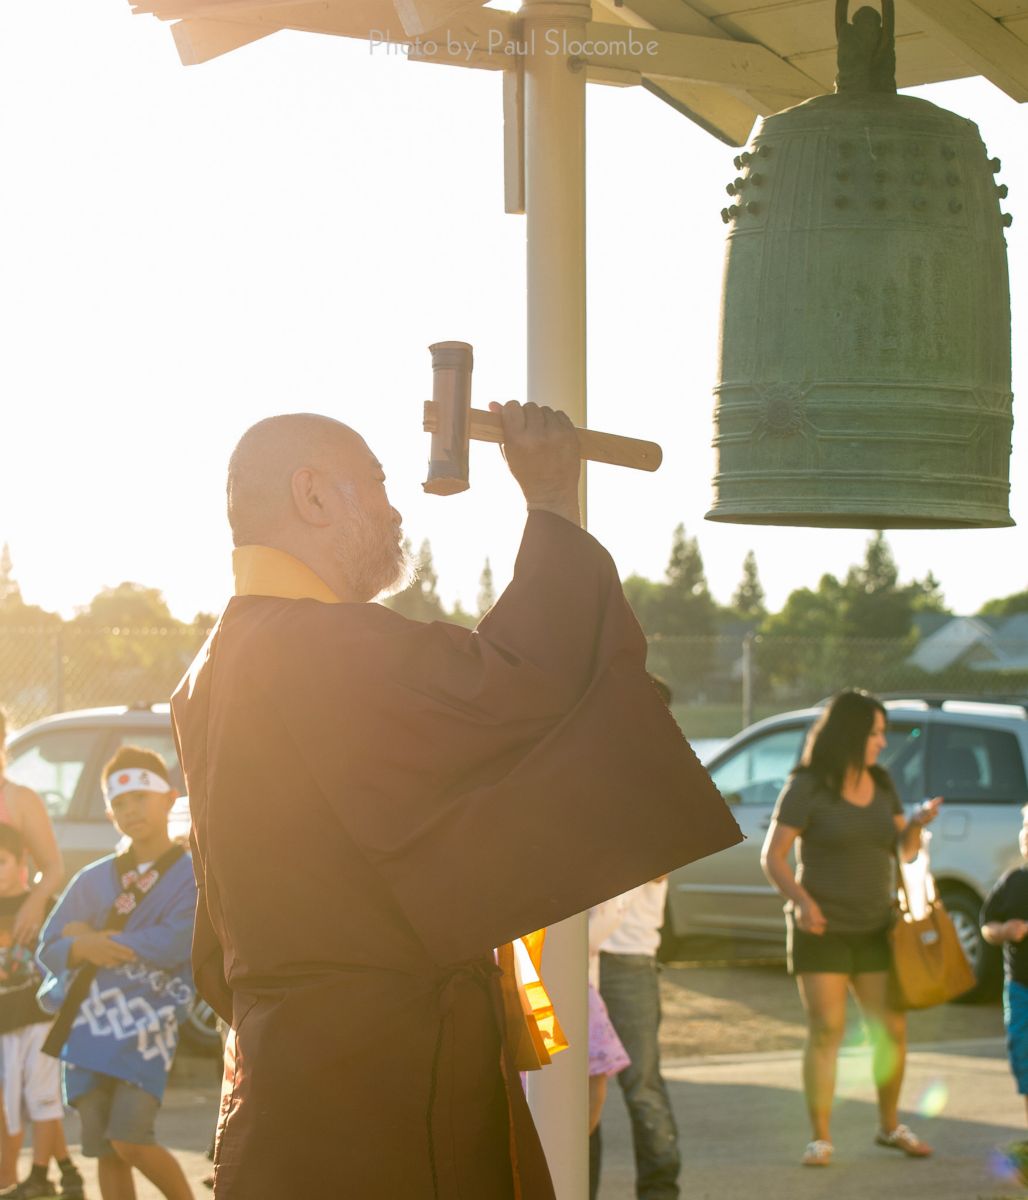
[
  {"left": 5, "top": 704, "right": 216, "bottom": 1049},
  {"left": 666, "top": 696, "right": 1028, "bottom": 1000}
]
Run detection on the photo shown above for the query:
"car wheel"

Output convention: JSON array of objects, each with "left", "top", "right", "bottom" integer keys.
[
  {"left": 939, "top": 884, "right": 1002, "bottom": 1004},
  {"left": 179, "top": 997, "right": 223, "bottom": 1056}
]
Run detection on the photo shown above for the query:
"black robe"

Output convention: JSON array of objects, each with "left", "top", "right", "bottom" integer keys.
[{"left": 172, "top": 511, "right": 741, "bottom": 1199}]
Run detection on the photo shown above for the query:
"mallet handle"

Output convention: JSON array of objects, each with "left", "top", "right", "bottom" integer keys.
[{"left": 423, "top": 402, "right": 662, "bottom": 473}]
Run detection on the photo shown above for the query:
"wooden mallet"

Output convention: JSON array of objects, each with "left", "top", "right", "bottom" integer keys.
[{"left": 423, "top": 341, "right": 663, "bottom": 495}]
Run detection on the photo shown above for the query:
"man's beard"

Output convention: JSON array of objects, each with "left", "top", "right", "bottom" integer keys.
[{"left": 332, "top": 507, "right": 413, "bottom": 603}]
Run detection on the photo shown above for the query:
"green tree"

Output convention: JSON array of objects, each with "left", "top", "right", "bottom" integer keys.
[
  {"left": 908, "top": 571, "right": 949, "bottom": 615},
  {"left": 840, "top": 532, "right": 913, "bottom": 640},
  {"left": 477, "top": 558, "right": 496, "bottom": 618},
  {"left": 75, "top": 582, "right": 176, "bottom": 629},
  {"left": 979, "top": 588, "right": 1028, "bottom": 618},
  {"left": 644, "top": 525, "right": 717, "bottom": 696},
  {"left": 652, "top": 524, "right": 715, "bottom": 638},
  {"left": 385, "top": 539, "right": 447, "bottom": 623},
  {"left": 0, "top": 545, "right": 22, "bottom": 607},
  {"left": 731, "top": 550, "right": 766, "bottom": 620},
  {"left": 0, "top": 546, "right": 61, "bottom": 725},
  {"left": 66, "top": 583, "right": 194, "bottom": 711},
  {"left": 757, "top": 573, "right": 850, "bottom": 693},
  {"left": 447, "top": 600, "right": 477, "bottom": 629},
  {"left": 0, "top": 546, "right": 58, "bottom": 626},
  {"left": 622, "top": 574, "right": 663, "bottom": 634}
]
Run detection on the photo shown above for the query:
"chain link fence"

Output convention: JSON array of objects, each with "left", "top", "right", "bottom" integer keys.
[
  {"left": 0, "top": 626, "right": 211, "bottom": 730},
  {"left": 3, "top": 625, "right": 1027, "bottom": 740},
  {"left": 648, "top": 633, "right": 1028, "bottom": 739}
]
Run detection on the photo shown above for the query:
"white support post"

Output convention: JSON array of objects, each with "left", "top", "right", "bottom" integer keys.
[{"left": 521, "top": 1, "right": 590, "bottom": 1196}]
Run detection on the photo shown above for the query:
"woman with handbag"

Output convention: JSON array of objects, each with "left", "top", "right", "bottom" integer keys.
[{"left": 761, "top": 689, "right": 941, "bottom": 1168}]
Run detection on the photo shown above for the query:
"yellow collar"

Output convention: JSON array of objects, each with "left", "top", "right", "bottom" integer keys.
[{"left": 232, "top": 546, "right": 341, "bottom": 604}]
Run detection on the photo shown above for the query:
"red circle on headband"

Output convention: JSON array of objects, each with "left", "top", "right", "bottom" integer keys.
[{"left": 118, "top": 774, "right": 130, "bottom": 784}]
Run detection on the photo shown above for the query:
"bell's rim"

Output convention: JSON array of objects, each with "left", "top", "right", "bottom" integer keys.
[{"left": 704, "top": 508, "right": 1015, "bottom": 530}]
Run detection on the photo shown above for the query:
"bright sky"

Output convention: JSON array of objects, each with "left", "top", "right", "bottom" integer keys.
[{"left": 1, "top": 3, "right": 1026, "bottom": 622}]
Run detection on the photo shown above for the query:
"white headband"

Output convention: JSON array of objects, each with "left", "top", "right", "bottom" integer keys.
[{"left": 104, "top": 768, "right": 172, "bottom": 805}]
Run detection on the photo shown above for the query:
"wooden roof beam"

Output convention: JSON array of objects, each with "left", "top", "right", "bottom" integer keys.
[
  {"left": 578, "top": 21, "right": 822, "bottom": 97},
  {"left": 391, "top": 0, "right": 490, "bottom": 38},
  {"left": 132, "top": 0, "right": 315, "bottom": 15},
  {"left": 903, "top": 0, "right": 1028, "bottom": 102},
  {"left": 586, "top": 0, "right": 764, "bottom": 142},
  {"left": 171, "top": 17, "right": 280, "bottom": 63}
]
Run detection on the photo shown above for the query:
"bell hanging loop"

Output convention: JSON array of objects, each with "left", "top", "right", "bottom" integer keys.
[{"left": 835, "top": 0, "right": 896, "bottom": 95}]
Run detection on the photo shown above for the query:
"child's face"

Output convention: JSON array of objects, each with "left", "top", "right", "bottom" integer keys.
[
  {"left": 0, "top": 848, "right": 25, "bottom": 898},
  {"left": 1020, "top": 814, "right": 1028, "bottom": 861},
  {"left": 107, "top": 788, "right": 174, "bottom": 845}
]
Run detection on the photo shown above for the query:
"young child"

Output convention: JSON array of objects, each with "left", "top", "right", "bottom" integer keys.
[
  {"left": 0, "top": 824, "right": 84, "bottom": 1199},
  {"left": 981, "top": 804, "right": 1028, "bottom": 1175},
  {"left": 37, "top": 747, "right": 197, "bottom": 1200}
]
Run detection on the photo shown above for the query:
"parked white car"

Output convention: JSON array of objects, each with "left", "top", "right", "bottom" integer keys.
[{"left": 666, "top": 696, "right": 1028, "bottom": 1000}]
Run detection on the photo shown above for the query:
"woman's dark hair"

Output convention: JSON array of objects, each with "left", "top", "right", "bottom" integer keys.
[{"left": 799, "top": 689, "right": 887, "bottom": 792}]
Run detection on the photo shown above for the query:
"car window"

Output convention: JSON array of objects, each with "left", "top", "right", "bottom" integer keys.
[
  {"left": 880, "top": 723, "right": 925, "bottom": 804},
  {"left": 710, "top": 725, "right": 807, "bottom": 806},
  {"left": 4, "top": 730, "right": 97, "bottom": 821},
  {"left": 928, "top": 723, "right": 1028, "bottom": 804}
]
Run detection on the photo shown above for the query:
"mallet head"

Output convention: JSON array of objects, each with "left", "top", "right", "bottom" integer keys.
[{"left": 423, "top": 341, "right": 474, "bottom": 495}]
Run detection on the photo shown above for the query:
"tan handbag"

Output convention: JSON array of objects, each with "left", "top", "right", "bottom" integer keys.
[{"left": 887, "top": 865, "right": 977, "bottom": 1011}]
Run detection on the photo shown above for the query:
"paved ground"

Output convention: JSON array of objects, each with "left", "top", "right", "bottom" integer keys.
[
  {"left": 596, "top": 1039, "right": 1028, "bottom": 1200},
  {"left": 596, "top": 948, "right": 1026, "bottom": 1200},
  {"left": 17, "top": 951, "right": 1027, "bottom": 1198}
]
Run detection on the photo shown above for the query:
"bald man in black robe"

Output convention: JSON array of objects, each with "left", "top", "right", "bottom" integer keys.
[{"left": 172, "top": 403, "right": 741, "bottom": 1198}]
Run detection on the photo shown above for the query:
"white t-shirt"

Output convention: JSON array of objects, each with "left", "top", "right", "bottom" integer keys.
[
  {"left": 587, "top": 896, "right": 627, "bottom": 987},
  {"left": 599, "top": 879, "right": 668, "bottom": 957}
]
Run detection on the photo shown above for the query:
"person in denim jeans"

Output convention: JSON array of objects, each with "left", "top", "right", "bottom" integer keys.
[
  {"left": 982, "top": 802, "right": 1028, "bottom": 1181},
  {"left": 590, "top": 878, "right": 679, "bottom": 1200},
  {"left": 589, "top": 675, "right": 680, "bottom": 1200}
]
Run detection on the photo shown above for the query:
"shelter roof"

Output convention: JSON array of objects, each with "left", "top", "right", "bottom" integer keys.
[{"left": 128, "top": 1, "right": 1028, "bottom": 144}]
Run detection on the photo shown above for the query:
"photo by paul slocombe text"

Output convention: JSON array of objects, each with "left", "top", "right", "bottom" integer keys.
[{"left": 368, "top": 28, "right": 660, "bottom": 60}]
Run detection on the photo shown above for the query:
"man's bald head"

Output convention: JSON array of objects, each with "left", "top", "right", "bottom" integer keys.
[
  {"left": 227, "top": 413, "right": 368, "bottom": 547},
  {"left": 226, "top": 413, "right": 408, "bottom": 603}
]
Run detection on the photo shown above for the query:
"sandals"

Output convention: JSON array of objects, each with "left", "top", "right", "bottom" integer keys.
[
  {"left": 802, "top": 1124, "right": 930, "bottom": 1166},
  {"left": 875, "top": 1124, "right": 933, "bottom": 1158},
  {"left": 802, "top": 1139, "right": 833, "bottom": 1166}
]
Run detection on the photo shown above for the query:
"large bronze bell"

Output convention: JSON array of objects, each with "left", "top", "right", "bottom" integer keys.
[{"left": 707, "top": 0, "right": 1015, "bottom": 529}]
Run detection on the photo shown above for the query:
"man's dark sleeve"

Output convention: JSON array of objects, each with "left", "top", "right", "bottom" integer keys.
[{"left": 276, "top": 511, "right": 742, "bottom": 965}]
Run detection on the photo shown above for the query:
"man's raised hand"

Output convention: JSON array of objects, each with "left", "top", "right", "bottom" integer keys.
[{"left": 488, "top": 401, "right": 581, "bottom": 526}]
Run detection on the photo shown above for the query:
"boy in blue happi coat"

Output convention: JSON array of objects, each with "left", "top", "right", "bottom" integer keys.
[{"left": 37, "top": 747, "right": 196, "bottom": 1200}]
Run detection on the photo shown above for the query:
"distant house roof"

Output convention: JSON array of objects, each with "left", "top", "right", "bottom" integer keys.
[
  {"left": 909, "top": 613, "right": 1028, "bottom": 674},
  {"left": 999, "top": 613, "right": 1028, "bottom": 640},
  {"left": 908, "top": 616, "right": 995, "bottom": 673},
  {"left": 912, "top": 612, "right": 954, "bottom": 640},
  {"left": 970, "top": 612, "right": 1028, "bottom": 672}
]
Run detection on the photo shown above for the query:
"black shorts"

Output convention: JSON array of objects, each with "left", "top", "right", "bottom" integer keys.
[{"left": 787, "top": 917, "right": 892, "bottom": 977}]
